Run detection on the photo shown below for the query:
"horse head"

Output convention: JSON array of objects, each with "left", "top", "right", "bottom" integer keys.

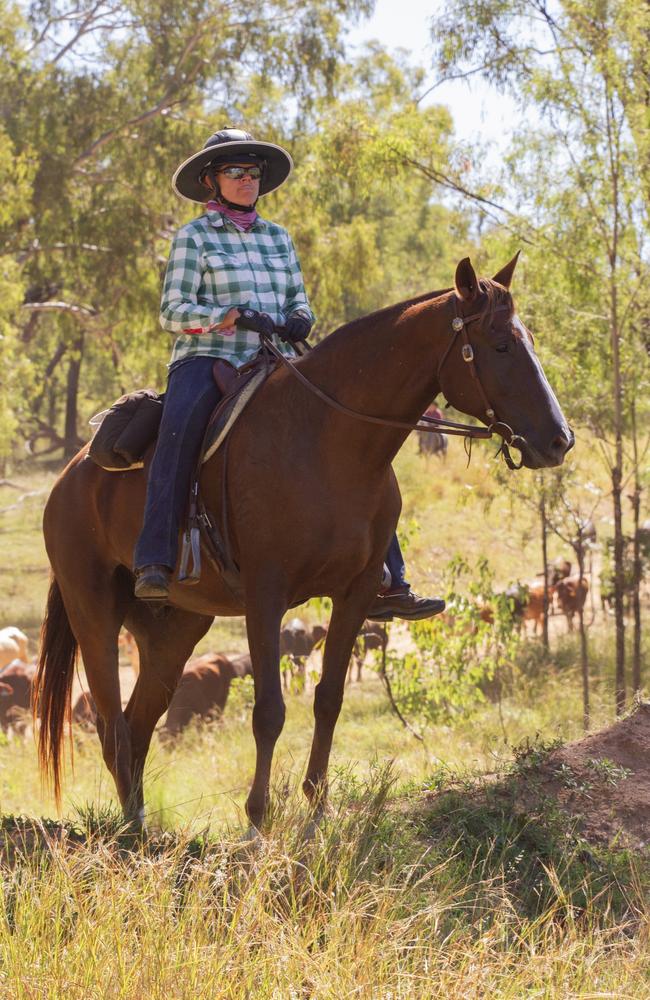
[{"left": 436, "top": 254, "right": 574, "bottom": 469}]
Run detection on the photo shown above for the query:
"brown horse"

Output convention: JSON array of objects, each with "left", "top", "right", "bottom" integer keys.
[{"left": 34, "top": 255, "right": 573, "bottom": 829}]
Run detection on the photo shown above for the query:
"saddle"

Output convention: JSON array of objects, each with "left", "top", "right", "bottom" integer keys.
[
  {"left": 87, "top": 352, "right": 272, "bottom": 472},
  {"left": 87, "top": 349, "right": 278, "bottom": 598},
  {"left": 201, "top": 353, "right": 272, "bottom": 464},
  {"left": 177, "top": 349, "right": 278, "bottom": 596}
]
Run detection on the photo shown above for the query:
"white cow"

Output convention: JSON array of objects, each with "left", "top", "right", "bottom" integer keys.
[{"left": 0, "top": 627, "right": 29, "bottom": 671}]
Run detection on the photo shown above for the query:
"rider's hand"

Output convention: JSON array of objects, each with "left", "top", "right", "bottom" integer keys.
[
  {"left": 283, "top": 313, "right": 312, "bottom": 344},
  {"left": 235, "top": 308, "right": 275, "bottom": 338}
]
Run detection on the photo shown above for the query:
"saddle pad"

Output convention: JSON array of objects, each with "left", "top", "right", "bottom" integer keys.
[{"left": 201, "top": 370, "right": 267, "bottom": 464}]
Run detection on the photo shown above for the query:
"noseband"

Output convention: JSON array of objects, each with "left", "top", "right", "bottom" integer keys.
[{"left": 436, "top": 298, "right": 528, "bottom": 470}]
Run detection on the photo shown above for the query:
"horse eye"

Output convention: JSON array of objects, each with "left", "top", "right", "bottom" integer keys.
[{"left": 496, "top": 343, "right": 509, "bottom": 353}]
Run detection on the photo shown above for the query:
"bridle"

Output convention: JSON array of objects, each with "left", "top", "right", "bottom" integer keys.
[
  {"left": 437, "top": 297, "right": 528, "bottom": 469},
  {"left": 261, "top": 294, "right": 529, "bottom": 469}
]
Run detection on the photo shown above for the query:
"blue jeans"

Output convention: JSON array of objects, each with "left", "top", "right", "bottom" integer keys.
[
  {"left": 134, "top": 356, "right": 223, "bottom": 571},
  {"left": 385, "top": 534, "right": 409, "bottom": 592},
  {"left": 135, "top": 355, "right": 411, "bottom": 588}
]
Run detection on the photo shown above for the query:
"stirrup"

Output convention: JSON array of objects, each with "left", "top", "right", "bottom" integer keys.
[{"left": 178, "top": 479, "right": 201, "bottom": 585}]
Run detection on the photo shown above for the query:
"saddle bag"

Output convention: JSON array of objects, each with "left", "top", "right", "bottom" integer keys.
[{"left": 88, "top": 388, "right": 165, "bottom": 471}]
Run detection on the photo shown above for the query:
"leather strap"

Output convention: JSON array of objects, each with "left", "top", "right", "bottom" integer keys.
[{"left": 262, "top": 337, "right": 492, "bottom": 439}]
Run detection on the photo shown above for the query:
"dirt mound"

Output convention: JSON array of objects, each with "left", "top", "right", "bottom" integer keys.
[{"left": 520, "top": 703, "right": 650, "bottom": 850}]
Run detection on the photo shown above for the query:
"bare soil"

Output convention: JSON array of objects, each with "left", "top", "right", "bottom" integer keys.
[{"left": 516, "top": 702, "right": 650, "bottom": 850}]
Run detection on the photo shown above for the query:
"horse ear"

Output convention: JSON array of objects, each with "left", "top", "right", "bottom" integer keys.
[
  {"left": 492, "top": 251, "right": 521, "bottom": 289},
  {"left": 455, "top": 257, "right": 479, "bottom": 301}
]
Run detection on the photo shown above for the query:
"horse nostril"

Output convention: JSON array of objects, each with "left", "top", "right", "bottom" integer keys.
[{"left": 552, "top": 430, "right": 573, "bottom": 455}]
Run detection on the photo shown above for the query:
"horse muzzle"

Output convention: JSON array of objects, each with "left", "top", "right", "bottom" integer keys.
[{"left": 517, "top": 425, "right": 574, "bottom": 469}]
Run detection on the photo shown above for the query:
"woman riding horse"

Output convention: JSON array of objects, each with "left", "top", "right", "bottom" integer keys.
[{"left": 134, "top": 126, "right": 444, "bottom": 622}]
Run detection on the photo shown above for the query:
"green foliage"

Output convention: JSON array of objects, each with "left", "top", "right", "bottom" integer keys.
[
  {"left": 600, "top": 527, "right": 650, "bottom": 609},
  {"left": 225, "top": 675, "right": 255, "bottom": 721},
  {"left": 381, "top": 556, "right": 522, "bottom": 726},
  {"left": 8, "top": 0, "right": 457, "bottom": 460}
]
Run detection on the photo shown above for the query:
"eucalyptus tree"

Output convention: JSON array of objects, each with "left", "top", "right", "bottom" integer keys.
[
  {"left": 427, "top": 0, "right": 650, "bottom": 715},
  {"left": 1, "top": 0, "right": 374, "bottom": 457}
]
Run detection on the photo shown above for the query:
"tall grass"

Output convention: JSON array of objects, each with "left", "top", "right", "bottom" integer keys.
[
  {"left": 1, "top": 446, "right": 647, "bottom": 996},
  {"left": 1, "top": 767, "right": 648, "bottom": 999}
]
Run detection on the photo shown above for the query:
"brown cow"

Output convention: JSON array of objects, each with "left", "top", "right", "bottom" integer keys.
[
  {"left": 550, "top": 558, "right": 572, "bottom": 586},
  {"left": 554, "top": 575, "right": 589, "bottom": 631},
  {"left": 0, "top": 660, "right": 36, "bottom": 731},
  {"left": 118, "top": 628, "right": 140, "bottom": 675},
  {"left": 162, "top": 652, "right": 252, "bottom": 736},
  {"left": 279, "top": 619, "right": 326, "bottom": 692},
  {"left": 499, "top": 583, "right": 550, "bottom": 635},
  {"left": 349, "top": 621, "right": 388, "bottom": 684},
  {"left": 72, "top": 690, "right": 98, "bottom": 729},
  {"left": 521, "top": 582, "right": 549, "bottom": 634}
]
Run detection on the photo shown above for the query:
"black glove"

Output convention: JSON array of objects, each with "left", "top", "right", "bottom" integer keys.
[
  {"left": 283, "top": 313, "right": 312, "bottom": 344},
  {"left": 235, "top": 308, "right": 275, "bottom": 338}
]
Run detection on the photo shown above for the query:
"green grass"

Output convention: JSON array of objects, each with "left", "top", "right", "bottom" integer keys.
[
  {"left": 1, "top": 761, "right": 648, "bottom": 999},
  {"left": 0, "top": 647, "right": 621, "bottom": 832},
  {"left": 1, "top": 447, "right": 648, "bottom": 998}
]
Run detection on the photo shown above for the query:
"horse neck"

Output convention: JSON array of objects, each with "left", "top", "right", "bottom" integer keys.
[{"left": 296, "top": 292, "right": 454, "bottom": 465}]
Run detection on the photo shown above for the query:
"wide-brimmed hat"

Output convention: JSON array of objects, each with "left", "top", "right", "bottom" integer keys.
[{"left": 172, "top": 127, "right": 293, "bottom": 204}]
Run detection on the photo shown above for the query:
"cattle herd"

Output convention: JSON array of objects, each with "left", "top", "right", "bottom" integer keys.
[
  {"left": 499, "top": 559, "right": 590, "bottom": 635},
  {"left": 0, "top": 556, "right": 618, "bottom": 737}
]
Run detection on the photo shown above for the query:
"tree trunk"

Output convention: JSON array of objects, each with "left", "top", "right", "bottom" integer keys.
[
  {"left": 63, "top": 334, "right": 85, "bottom": 459},
  {"left": 610, "top": 260, "right": 626, "bottom": 714},
  {"left": 631, "top": 399, "right": 642, "bottom": 694},
  {"left": 576, "top": 544, "right": 589, "bottom": 730},
  {"left": 612, "top": 462, "right": 626, "bottom": 714},
  {"left": 540, "top": 489, "right": 550, "bottom": 651}
]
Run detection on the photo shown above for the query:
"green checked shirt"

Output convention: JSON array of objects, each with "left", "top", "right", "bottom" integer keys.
[{"left": 161, "top": 206, "right": 315, "bottom": 367}]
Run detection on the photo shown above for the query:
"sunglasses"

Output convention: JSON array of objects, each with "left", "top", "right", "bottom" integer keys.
[{"left": 216, "top": 165, "right": 263, "bottom": 180}]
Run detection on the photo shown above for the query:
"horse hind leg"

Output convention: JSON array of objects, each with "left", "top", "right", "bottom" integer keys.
[
  {"left": 58, "top": 567, "right": 134, "bottom": 817},
  {"left": 122, "top": 604, "right": 213, "bottom": 825}
]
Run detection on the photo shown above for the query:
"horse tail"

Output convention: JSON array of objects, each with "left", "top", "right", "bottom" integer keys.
[{"left": 33, "top": 575, "right": 77, "bottom": 805}]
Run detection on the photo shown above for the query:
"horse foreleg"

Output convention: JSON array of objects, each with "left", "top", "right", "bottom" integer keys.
[
  {"left": 245, "top": 593, "right": 287, "bottom": 831},
  {"left": 303, "top": 588, "right": 375, "bottom": 817}
]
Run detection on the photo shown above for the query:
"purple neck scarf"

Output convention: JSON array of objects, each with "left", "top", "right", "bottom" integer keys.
[{"left": 206, "top": 199, "right": 258, "bottom": 232}]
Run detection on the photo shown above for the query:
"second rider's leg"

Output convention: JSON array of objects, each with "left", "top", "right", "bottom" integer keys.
[{"left": 366, "top": 532, "right": 445, "bottom": 622}]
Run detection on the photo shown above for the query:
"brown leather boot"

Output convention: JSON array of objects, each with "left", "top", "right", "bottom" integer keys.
[
  {"left": 367, "top": 589, "right": 445, "bottom": 622},
  {"left": 134, "top": 565, "right": 171, "bottom": 601}
]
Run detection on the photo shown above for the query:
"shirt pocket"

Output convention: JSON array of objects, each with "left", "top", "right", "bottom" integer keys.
[
  {"left": 261, "top": 252, "right": 290, "bottom": 295},
  {"left": 203, "top": 249, "right": 248, "bottom": 296}
]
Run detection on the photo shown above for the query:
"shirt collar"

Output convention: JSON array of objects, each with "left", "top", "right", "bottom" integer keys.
[{"left": 205, "top": 206, "right": 268, "bottom": 231}]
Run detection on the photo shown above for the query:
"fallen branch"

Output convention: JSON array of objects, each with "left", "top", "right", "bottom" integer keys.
[
  {"left": 377, "top": 634, "right": 424, "bottom": 743},
  {"left": 0, "top": 489, "right": 47, "bottom": 514}
]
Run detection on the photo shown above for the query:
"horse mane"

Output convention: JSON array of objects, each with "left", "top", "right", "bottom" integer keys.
[
  {"left": 311, "top": 286, "right": 454, "bottom": 354},
  {"left": 311, "top": 275, "right": 514, "bottom": 353},
  {"left": 475, "top": 277, "right": 515, "bottom": 327}
]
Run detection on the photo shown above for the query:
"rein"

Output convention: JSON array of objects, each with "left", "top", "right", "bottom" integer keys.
[
  {"left": 262, "top": 340, "right": 491, "bottom": 440},
  {"left": 263, "top": 295, "right": 529, "bottom": 467}
]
